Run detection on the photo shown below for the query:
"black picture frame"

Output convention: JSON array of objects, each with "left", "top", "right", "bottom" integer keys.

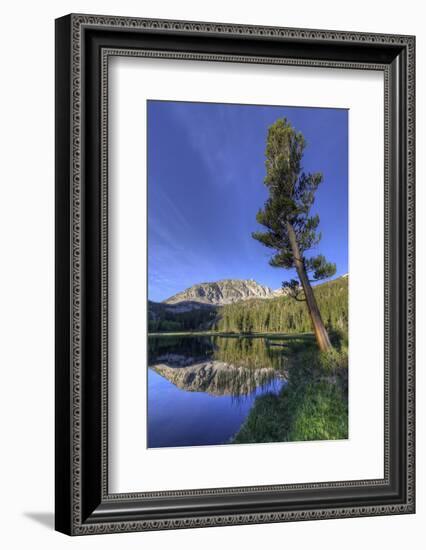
[{"left": 55, "top": 13, "right": 415, "bottom": 535}]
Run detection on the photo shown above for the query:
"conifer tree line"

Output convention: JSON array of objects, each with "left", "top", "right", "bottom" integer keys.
[
  {"left": 214, "top": 277, "right": 348, "bottom": 335},
  {"left": 148, "top": 276, "right": 348, "bottom": 335},
  {"left": 148, "top": 305, "right": 216, "bottom": 333}
]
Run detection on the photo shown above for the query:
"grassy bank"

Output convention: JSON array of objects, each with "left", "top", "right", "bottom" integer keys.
[{"left": 233, "top": 337, "right": 348, "bottom": 444}]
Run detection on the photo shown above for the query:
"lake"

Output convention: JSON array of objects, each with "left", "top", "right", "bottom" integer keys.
[{"left": 147, "top": 334, "right": 292, "bottom": 448}]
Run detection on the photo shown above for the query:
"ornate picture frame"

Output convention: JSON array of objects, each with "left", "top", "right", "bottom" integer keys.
[{"left": 55, "top": 14, "right": 415, "bottom": 535}]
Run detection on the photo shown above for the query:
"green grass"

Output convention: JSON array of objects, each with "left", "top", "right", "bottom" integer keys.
[{"left": 233, "top": 345, "right": 348, "bottom": 444}]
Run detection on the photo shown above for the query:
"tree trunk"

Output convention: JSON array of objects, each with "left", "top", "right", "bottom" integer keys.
[{"left": 286, "top": 222, "right": 332, "bottom": 351}]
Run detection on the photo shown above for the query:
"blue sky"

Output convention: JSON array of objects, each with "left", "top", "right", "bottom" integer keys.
[{"left": 147, "top": 100, "right": 348, "bottom": 303}]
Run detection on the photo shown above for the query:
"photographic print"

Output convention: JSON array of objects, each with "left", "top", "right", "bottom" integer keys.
[
  {"left": 56, "top": 16, "right": 415, "bottom": 533},
  {"left": 147, "top": 100, "right": 348, "bottom": 449}
]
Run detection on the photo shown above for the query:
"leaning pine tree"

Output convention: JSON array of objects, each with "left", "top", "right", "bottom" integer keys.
[{"left": 252, "top": 118, "right": 336, "bottom": 351}]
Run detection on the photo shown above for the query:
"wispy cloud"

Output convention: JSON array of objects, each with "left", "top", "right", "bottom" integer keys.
[
  {"left": 147, "top": 101, "right": 348, "bottom": 301},
  {"left": 170, "top": 103, "right": 248, "bottom": 189},
  {"left": 150, "top": 185, "right": 192, "bottom": 233}
]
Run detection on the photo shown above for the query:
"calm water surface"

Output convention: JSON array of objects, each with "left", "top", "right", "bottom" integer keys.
[{"left": 147, "top": 335, "right": 290, "bottom": 448}]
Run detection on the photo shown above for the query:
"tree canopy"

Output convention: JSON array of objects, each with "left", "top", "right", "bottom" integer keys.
[
  {"left": 252, "top": 118, "right": 336, "bottom": 285},
  {"left": 252, "top": 118, "right": 337, "bottom": 351}
]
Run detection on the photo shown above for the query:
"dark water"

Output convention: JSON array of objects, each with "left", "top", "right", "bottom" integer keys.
[{"left": 147, "top": 335, "right": 290, "bottom": 448}]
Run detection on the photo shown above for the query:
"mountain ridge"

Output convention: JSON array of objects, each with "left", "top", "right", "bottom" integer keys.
[
  {"left": 148, "top": 275, "right": 348, "bottom": 333},
  {"left": 163, "top": 278, "right": 284, "bottom": 306}
]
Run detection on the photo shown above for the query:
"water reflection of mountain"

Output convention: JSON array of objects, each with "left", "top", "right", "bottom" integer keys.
[
  {"left": 150, "top": 360, "right": 285, "bottom": 396},
  {"left": 148, "top": 335, "right": 291, "bottom": 396},
  {"left": 147, "top": 333, "right": 348, "bottom": 447}
]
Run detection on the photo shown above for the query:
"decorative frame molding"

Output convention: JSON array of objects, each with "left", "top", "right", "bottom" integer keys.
[{"left": 55, "top": 14, "right": 415, "bottom": 535}]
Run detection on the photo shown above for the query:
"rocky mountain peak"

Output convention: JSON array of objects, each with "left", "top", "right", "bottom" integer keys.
[{"left": 163, "top": 279, "right": 275, "bottom": 306}]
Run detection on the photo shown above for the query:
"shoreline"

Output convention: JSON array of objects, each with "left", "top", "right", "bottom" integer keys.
[{"left": 148, "top": 331, "right": 315, "bottom": 338}]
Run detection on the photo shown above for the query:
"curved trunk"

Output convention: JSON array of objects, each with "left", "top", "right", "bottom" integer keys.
[{"left": 286, "top": 222, "right": 332, "bottom": 351}]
